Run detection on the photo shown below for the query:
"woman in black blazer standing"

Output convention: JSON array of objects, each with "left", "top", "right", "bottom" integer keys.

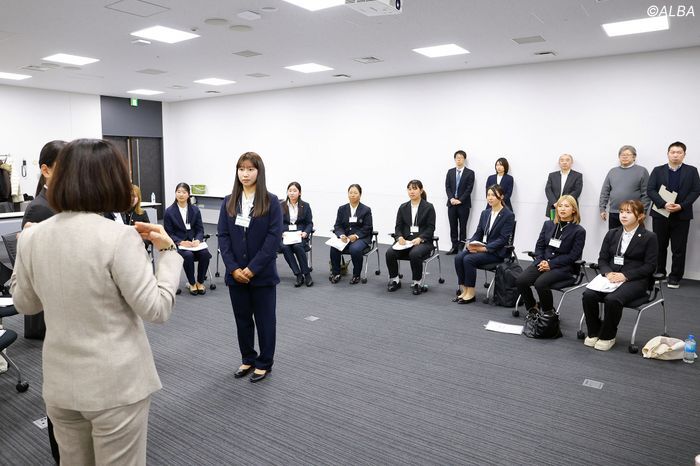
[
  {"left": 280, "top": 181, "right": 314, "bottom": 287},
  {"left": 515, "top": 195, "right": 586, "bottom": 314},
  {"left": 486, "top": 157, "right": 514, "bottom": 212},
  {"left": 218, "top": 152, "right": 282, "bottom": 382},
  {"left": 330, "top": 184, "right": 373, "bottom": 284},
  {"left": 386, "top": 179, "right": 436, "bottom": 295},
  {"left": 454, "top": 184, "right": 515, "bottom": 303},
  {"left": 163, "top": 182, "right": 212, "bottom": 295},
  {"left": 581, "top": 199, "right": 658, "bottom": 351}
]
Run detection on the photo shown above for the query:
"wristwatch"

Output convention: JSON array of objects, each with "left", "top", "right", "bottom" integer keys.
[{"left": 159, "top": 243, "right": 176, "bottom": 252}]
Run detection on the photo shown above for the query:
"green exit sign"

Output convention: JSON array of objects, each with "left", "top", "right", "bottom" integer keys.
[{"left": 130, "top": 97, "right": 139, "bottom": 107}]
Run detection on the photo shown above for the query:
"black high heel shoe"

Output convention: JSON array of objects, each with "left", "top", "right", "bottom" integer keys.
[
  {"left": 234, "top": 365, "right": 254, "bottom": 378},
  {"left": 250, "top": 369, "right": 271, "bottom": 383}
]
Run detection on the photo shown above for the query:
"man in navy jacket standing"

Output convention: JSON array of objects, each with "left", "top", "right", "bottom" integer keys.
[
  {"left": 445, "top": 150, "right": 475, "bottom": 254},
  {"left": 648, "top": 141, "right": 700, "bottom": 288}
]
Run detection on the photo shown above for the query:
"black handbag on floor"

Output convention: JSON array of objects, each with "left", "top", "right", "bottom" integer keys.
[{"left": 523, "top": 310, "right": 562, "bottom": 339}]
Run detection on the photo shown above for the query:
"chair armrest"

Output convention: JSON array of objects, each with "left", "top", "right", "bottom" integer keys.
[
  {"left": 203, "top": 234, "right": 211, "bottom": 240},
  {"left": 522, "top": 250, "right": 535, "bottom": 258},
  {"left": 652, "top": 272, "right": 665, "bottom": 281},
  {"left": 588, "top": 262, "right": 600, "bottom": 272}
]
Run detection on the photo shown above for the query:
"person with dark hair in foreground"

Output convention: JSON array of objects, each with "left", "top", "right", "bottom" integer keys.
[{"left": 11, "top": 138, "right": 182, "bottom": 465}]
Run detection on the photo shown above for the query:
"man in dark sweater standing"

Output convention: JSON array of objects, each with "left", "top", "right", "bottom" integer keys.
[
  {"left": 599, "top": 145, "right": 651, "bottom": 229},
  {"left": 648, "top": 141, "right": 700, "bottom": 289}
]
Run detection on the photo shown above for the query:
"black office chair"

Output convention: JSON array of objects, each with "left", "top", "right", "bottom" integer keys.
[
  {"left": 512, "top": 256, "right": 588, "bottom": 317},
  {"left": 337, "top": 231, "right": 381, "bottom": 284},
  {"left": 473, "top": 221, "right": 518, "bottom": 303},
  {"left": 0, "top": 202, "right": 14, "bottom": 213},
  {"left": 175, "top": 234, "right": 216, "bottom": 295},
  {"left": 390, "top": 234, "right": 445, "bottom": 292},
  {"left": 0, "top": 233, "right": 30, "bottom": 392},
  {"left": 576, "top": 263, "right": 667, "bottom": 354}
]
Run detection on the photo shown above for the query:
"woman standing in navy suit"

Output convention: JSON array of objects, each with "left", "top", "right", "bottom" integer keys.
[
  {"left": 163, "top": 182, "right": 212, "bottom": 295},
  {"left": 329, "top": 184, "right": 373, "bottom": 284},
  {"left": 280, "top": 181, "right": 314, "bottom": 287},
  {"left": 486, "top": 157, "right": 514, "bottom": 212},
  {"left": 454, "top": 184, "right": 515, "bottom": 303},
  {"left": 515, "top": 195, "right": 586, "bottom": 314},
  {"left": 218, "top": 152, "right": 282, "bottom": 383}
]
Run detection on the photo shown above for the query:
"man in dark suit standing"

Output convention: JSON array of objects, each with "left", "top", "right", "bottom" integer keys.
[
  {"left": 647, "top": 141, "right": 700, "bottom": 289},
  {"left": 544, "top": 153, "right": 583, "bottom": 219},
  {"left": 445, "top": 150, "right": 474, "bottom": 254}
]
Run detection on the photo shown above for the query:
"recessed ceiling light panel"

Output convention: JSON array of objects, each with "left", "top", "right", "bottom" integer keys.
[
  {"left": 285, "top": 63, "right": 334, "bottom": 73},
  {"left": 127, "top": 89, "right": 164, "bottom": 95},
  {"left": 0, "top": 71, "right": 32, "bottom": 80},
  {"left": 412, "top": 44, "right": 469, "bottom": 58},
  {"left": 42, "top": 53, "right": 100, "bottom": 65},
  {"left": 282, "top": 0, "right": 344, "bottom": 11},
  {"left": 602, "top": 16, "right": 669, "bottom": 37},
  {"left": 130, "top": 25, "right": 199, "bottom": 44},
  {"left": 194, "top": 78, "right": 236, "bottom": 86}
]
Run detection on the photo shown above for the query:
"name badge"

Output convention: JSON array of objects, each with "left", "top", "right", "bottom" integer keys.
[
  {"left": 614, "top": 255, "right": 625, "bottom": 266},
  {"left": 235, "top": 215, "right": 251, "bottom": 228},
  {"left": 549, "top": 238, "right": 562, "bottom": 248},
  {"left": 410, "top": 226, "right": 419, "bottom": 233},
  {"left": 482, "top": 235, "right": 487, "bottom": 243},
  {"left": 288, "top": 224, "right": 297, "bottom": 231},
  {"left": 349, "top": 216, "right": 358, "bottom": 223}
]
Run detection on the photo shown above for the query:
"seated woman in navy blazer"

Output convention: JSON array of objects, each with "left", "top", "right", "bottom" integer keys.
[
  {"left": 581, "top": 199, "right": 658, "bottom": 351},
  {"left": 486, "top": 157, "right": 514, "bottom": 212},
  {"left": 163, "top": 182, "right": 212, "bottom": 295},
  {"left": 280, "top": 181, "right": 314, "bottom": 287},
  {"left": 454, "top": 184, "right": 515, "bottom": 303},
  {"left": 515, "top": 195, "right": 586, "bottom": 314},
  {"left": 386, "top": 179, "right": 436, "bottom": 295},
  {"left": 330, "top": 184, "right": 373, "bottom": 284}
]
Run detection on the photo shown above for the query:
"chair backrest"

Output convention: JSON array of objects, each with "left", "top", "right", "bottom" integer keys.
[
  {"left": 504, "top": 221, "right": 517, "bottom": 262},
  {"left": 1, "top": 232, "right": 19, "bottom": 267}
]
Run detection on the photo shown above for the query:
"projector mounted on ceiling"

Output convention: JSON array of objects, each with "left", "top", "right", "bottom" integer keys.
[{"left": 345, "top": 0, "right": 402, "bottom": 16}]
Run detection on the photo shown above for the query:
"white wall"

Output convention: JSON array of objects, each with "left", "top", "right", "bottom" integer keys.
[
  {"left": 0, "top": 85, "right": 102, "bottom": 194},
  {"left": 164, "top": 46, "right": 700, "bottom": 278}
]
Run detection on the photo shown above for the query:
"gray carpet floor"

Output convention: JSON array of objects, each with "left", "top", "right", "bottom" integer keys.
[{"left": 1, "top": 230, "right": 699, "bottom": 465}]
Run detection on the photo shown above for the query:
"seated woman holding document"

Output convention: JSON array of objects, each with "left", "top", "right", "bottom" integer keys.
[
  {"left": 581, "top": 199, "right": 657, "bottom": 351},
  {"left": 163, "top": 182, "right": 212, "bottom": 295},
  {"left": 385, "top": 179, "right": 436, "bottom": 295},
  {"left": 280, "top": 181, "right": 314, "bottom": 287},
  {"left": 329, "top": 184, "right": 373, "bottom": 284},
  {"left": 515, "top": 195, "right": 586, "bottom": 314},
  {"left": 454, "top": 184, "right": 514, "bottom": 304}
]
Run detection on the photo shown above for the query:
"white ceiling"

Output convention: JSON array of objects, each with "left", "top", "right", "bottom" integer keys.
[{"left": 1, "top": 0, "right": 698, "bottom": 102}]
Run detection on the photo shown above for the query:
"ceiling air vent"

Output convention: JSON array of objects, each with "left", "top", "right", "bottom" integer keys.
[
  {"left": 233, "top": 50, "right": 262, "bottom": 58},
  {"left": 246, "top": 73, "right": 270, "bottom": 78},
  {"left": 534, "top": 51, "right": 557, "bottom": 56},
  {"left": 137, "top": 68, "right": 167, "bottom": 75},
  {"left": 512, "top": 35, "right": 546, "bottom": 45},
  {"left": 353, "top": 56, "right": 383, "bottom": 64}
]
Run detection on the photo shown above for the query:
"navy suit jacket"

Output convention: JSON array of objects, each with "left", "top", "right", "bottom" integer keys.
[
  {"left": 544, "top": 170, "right": 583, "bottom": 217},
  {"left": 647, "top": 163, "right": 700, "bottom": 221},
  {"left": 394, "top": 199, "right": 435, "bottom": 242},
  {"left": 533, "top": 220, "right": 586, "bottom": 273},
  {"left": 469, "top": 207, "right": 515, "bottom": 259},
  {"left": 21, "top": 187, "right": 54, "bottom": 227},
  {"left": 486, "top": 174, "right": 514, "bottom": 211},
  {"left": 281, "top": 199, "right": 313, "bottom": 236},
  {"left": 217, "top": 193, "right": 283, "bottom": 287},
  {"left": 597, "top": 226, "right": 658, "bottom": 284},
  {"left": 333, "top": 203, "right": 373, "bottom": 242},
  {"left": 445, "top": 167, "right": 475, "bottom": 208},
  {"left": 163, "top": 203, "right": 205, "bottom": 244}
]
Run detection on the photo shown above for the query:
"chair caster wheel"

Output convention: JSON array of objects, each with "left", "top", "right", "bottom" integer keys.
[
  {"left": 361, "top": 278, "right": 367, "bottom": 284},
  {"left": 210, "top": 284, "right": 216, "bottom": 290},
  {"left": 399, "top": 274, "right": 403, "bottom": 279},
  {"left": 576, "top": 330, "right": 585, "bottom": 339},
  {"left": 215, "top": 272, "right": 220, "bottom": 277},
  {"left": 374, "top": 270, "right": 380, "bottom": 275},
  {"left": 176, "top": 289, "right": 182, "bottom": 295},
  {"left": 16, "top": 382, "right": 29, "bottom": 392},
  {"left": 512, "top": 310, "right": 520, "bottom": 317},
  {"left": 628, "top": 344, "right": 639, "bottom": 354},
  {"left": 483, "top": 282, "right": 490, "bottom": 288},
  {"left": 438, "top": 278, "right": 445, "bottom": 284},
  {"left": 309, "top": 267, "right": 313, "bottom": 272}
]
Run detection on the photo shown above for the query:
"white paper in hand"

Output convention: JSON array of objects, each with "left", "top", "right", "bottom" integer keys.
[
  {"left": 392, "top": 241, "right": 414, "bottom": 251},
  {"left": 178, "top": 242, "right": 208, "bottom": 252},
  {"left": 586, "top": 274, "right": 623, "bottom": 293},
  {"left": 325, "top": 236, "right": 348, "bottom": 252},
  {"left": 282, "top": 231, "right": 302, "bottom": 245}
]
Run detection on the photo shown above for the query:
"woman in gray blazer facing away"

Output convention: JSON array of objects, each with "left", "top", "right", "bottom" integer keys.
[{"left": 11, "top": 139, "right": 182, "bottom": 466}]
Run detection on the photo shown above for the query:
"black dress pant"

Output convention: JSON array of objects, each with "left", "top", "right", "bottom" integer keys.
[
  {"left": 178, "top": 248, "right": 212, "bottom": 285},
  {"left": 652, "top": 216, "right": 690, "bottom": 281},
  {"left": 386, "top": 243, "right": 433, "bottom": 281},
  {"left": 447, "top": 204, "right": 470, "bottom": 249},
  {"left": 608, "top": 212, "right": 621, "bottom": 230},
  {"left": 515, "top": 265, "right": 572, "bottom": 312},
  {"left": 581, "top": 279, "right": 648, "bottom": 340},
  {"left": 281, "top": 241, "right": 311, "bottom": 276},
  {"left": 228, "top": 285, "right": 276, "bottom": 370}
]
